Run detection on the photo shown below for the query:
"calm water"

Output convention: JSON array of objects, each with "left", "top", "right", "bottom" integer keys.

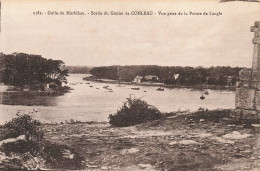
[{"left": 0, "top": 74, "right": 235, "bottom": 124}]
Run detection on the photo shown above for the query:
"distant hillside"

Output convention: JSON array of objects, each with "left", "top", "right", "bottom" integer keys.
[
  {"left": 0, "top": 53, "right": 5, "bottom": 83},
  {"left": 65, "top": 66, "right": 93, "bottom": 74}
]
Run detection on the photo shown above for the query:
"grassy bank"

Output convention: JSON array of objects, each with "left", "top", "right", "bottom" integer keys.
[{"left": 0, "top": 86, "right": 71, "bottom": 106}]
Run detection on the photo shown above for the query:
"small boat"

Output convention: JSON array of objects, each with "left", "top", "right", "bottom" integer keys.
[
  {"left": 116, "top": 84, "right": 126, "bottom": 87},
  {"left": 90, "top": 86, "right": 93, "bottom": 87},
  {"left": 200, "top": 95, "right": 205, "bottom": 100},
  {"left": 204, "top": 90, "right": 209, "bottom": 95},
  {"left": 96, "top": 88, "right": 99, "bottom": 89},
  {"left": 156, "top": 87, "right": 164, "bottom": 91},
  {"left": 85, "top": 82, "right": 90, "bottom": 84},
  {"left": 103, "top": 86, "right": 109, "bottom": 89},
  {"left": 131, "top": 87, "right": 140, "bottom": 90},
  {"left": 106, "top": 90, "right": 113, "bottom": 92},
  {"left": 144, "top": 91, "right": 147, "bottom": 92}
]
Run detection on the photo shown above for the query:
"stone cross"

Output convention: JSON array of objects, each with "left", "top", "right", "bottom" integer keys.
[
  {"left": 251, "top": 21, "right": 260, "bottom": 70},
  {"left": 234, "top": 22, "right": 260, "bottom": 120}
]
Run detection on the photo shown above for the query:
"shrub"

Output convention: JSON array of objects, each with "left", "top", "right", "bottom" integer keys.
[
  {"left": 3, "top": 114, "right": 44, "bottom": 142},
  {"left": 58, "top": 85, "right": 71, "bottom": 93},
  {"left": 109, "top": 98, "right": 162, "bottom": 127}
]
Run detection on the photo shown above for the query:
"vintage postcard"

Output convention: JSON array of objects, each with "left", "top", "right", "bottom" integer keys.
[{"left": 0, "top": 0, "right": 260, "bottom": 170}]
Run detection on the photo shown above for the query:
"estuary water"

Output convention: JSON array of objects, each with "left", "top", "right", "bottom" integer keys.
[{"left": 0, "top": 74, "right": 235, "bottom": 124}]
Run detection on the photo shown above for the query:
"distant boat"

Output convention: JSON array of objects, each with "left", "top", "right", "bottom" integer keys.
[
  {"left": 90, "top": 86, "right": 93, "bottom": 87},
  {"left": 103, "top": 86, "right": 109, "bottom": 89},
  {"left": 85, "top": 82, "right": 90, "bottom": 84},
  {"left": 220, "top": 90, "right": 233, "bottom": 94},
  {"left": 200, "top": 94, "right": 205, "bottom": 100},
  {"left": 131, "top": 87, "right": 140, "bottom": 90},
  {"left": 116, "top": 84, "right": 126, "bottom": 87},
  {"left": 96, "top": 88, "right": 99, "bottom": 89},
  {"left": 156, "top": 87, "right": 164, "bottom": 91},
  {"left": 204, "top": 90, "right": 209, "bottom": 95},
  {"left": 106, "top": 90, "right": 113, "bottom": 92}
]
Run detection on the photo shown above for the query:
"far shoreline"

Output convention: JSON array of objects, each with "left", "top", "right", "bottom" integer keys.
[{"left": 82, "top": 76, "right": 236, "bottom": 91}]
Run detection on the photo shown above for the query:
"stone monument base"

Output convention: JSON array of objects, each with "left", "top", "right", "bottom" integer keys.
[
  {"left": 235, "top": 68, "right": 260, "bottom": 119},
  {"left": 231, "top": 109, "right": 260, "bottom": 120}
]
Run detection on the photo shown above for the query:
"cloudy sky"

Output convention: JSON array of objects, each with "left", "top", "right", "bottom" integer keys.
[{"left": 0, "top": 0, "right": 259, "bottom": 67}]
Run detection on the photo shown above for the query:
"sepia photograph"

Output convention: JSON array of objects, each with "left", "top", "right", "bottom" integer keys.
[{"left": 0, "top": 0, "right": 260, "bottom": 170}]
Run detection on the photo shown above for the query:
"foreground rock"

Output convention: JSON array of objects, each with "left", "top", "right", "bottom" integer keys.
[{"left": 0, "top": 135, "right": 84, "bottom": 170}]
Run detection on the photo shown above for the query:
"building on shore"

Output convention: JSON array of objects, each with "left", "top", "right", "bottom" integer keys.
[
  {"left": 144, "top": 75, "right": 159, "bottom": 82},
  {"left": 133, "top": 76, "right": 144, "bottom": 83}
]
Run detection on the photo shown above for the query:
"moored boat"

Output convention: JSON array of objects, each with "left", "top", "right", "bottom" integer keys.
[
  {"left": 204, "top": 90, "right": 209, "bottom": 95},
  {"left": 156, "top": 87, "right": 164, "bottom": 91}
]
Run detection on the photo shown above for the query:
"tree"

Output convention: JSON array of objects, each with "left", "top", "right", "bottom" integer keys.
[{"left": 2, "top": 53, "right": 69, "bottom": 86}]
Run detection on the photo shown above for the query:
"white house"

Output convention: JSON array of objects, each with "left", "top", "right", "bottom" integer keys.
[
  {"left": 144, "top": 75, "right": 159, "bottom": 81},
  {"left": 133, "top": 76, "right": 144, "bottom": 83},
  {"left": 174, "top": 74, "right": 180, "bottom": 80}
]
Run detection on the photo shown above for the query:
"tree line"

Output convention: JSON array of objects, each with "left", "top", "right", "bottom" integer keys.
[
  {"left": 0, "top": 53, "right": 69, "bottom": 87},
  {"left": 90, "top": 65, "right": 243, "bottom": 86}
]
